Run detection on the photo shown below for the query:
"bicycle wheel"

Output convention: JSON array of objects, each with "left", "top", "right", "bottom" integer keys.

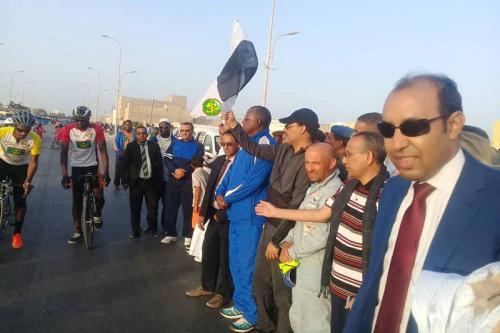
[
  {"left": 0, "top": 196, "right": 12, "bottom": 234},
  {"left": 81, "top": 193, "right": 94, "bottom": 250}
]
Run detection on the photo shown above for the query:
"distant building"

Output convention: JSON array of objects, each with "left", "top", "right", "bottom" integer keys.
[
  {"left": 116, "top": 95, "right": 191, "bottom": 125},
  {"left": 493, "top": 120, "right": 500, "bottom": 149}
]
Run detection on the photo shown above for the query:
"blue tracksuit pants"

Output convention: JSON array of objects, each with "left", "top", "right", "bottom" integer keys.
[{"left": 229, "top": 221, "right": 263, "bottom": 325}]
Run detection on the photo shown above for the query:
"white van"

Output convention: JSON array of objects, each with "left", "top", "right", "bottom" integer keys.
[{"left": 193, "top": 125, "right": 221, "bottom": 161}]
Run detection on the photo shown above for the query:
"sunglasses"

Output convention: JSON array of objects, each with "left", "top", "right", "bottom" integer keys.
[
  {"left": 159, "top": 126, "right": 170, "bottom": 129},
  {"left": 220, "top": 142, "right": 235, "bottom": 147},
  {"left": 15, "top": 127, "right": 31, "bottom": 133},
  {"left": 284, "top": 123, "right": 302, "bottom": 130},
  {"left": 377, "top": 116, "right": 446, "bottom": 138},
  {"left": 179, "top": 129, "right": 191, "bottom": 133}
]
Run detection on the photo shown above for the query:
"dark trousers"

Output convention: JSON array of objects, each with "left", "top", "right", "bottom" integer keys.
[
  {"left": 160, "top": 181, "right": 168, "bottom": 234},
  {"left": 330, "top": 293, "right": 350, "bottom": 333},
  {"left": 164, "top": 178, "right": 193, "bottom": 238},
  {"left": 201, "top": 215, "right": 233, "bottom": 304},
  {"left": 114, "top": 157, "right": 124, "bottom": 186},
  {"left": 252, "top": 223, "right": 292, "bottom": 333},
  {"left": 129, "top": 178, "right": 160, "bottom": 236}
]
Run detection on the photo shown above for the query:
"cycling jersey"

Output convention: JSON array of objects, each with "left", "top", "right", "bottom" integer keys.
[
  {"left": 61, "top": 123, "right": 105, "bottom": 167},
  {"left": 0, "top": 127, "right": 42, "bottom": 165}
]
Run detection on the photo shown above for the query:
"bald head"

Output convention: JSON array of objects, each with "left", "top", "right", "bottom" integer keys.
[{"left": 305, "top": 143, "right": 337, "bottom": 183}]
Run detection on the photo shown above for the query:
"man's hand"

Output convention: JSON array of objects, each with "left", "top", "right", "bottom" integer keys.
[
  {"left": 61, "top": 176, "right": 71, "bottom": 189},
  {"left": 279, "top": 247, "right": 292, "bottom": 263},
  {"left": 255, "top": 201, "right": 278, "bottom": 218},
  {"left": 216, "top": 195, "right": 228, "bottom": 209},
  {"left": 345, "top": 297, "right": 355, "bottom": 310},
  {"left": 173, "top": 168, "right": 185, "bottom": 180},
  {"left": 265, "top": 242, "right": 280, "bottom": 261},
  {"left": 103, "top": 174, "right": 111, "bottom": 187},
  {"left": 281, "top": 241, "right": 293, "bottom": 250},
  {"left": 222, "top": 111, "right": 237, "bottom": 130},
  {"left": 197, "top": 215, "right": 205, "bottom": 231},
  {"left": 22, "top": 181, "right": 33, "bottom": 198}
]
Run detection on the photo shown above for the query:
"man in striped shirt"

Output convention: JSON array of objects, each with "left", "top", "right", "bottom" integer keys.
[{"left": 256, "top": 132, "right": 388, "bottom": 333}]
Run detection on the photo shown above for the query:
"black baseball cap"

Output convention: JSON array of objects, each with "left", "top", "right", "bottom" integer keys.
[{"left": 279, "top": 108, "right": 319, "bottom": 132}]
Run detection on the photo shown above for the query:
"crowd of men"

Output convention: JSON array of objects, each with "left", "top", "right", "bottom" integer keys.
[{"left": 1, "top": 72, "right": 499, "bottom": 333}]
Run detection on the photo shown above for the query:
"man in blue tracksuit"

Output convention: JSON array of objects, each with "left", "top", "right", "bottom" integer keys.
[
  {"left": 216, "top": 106, "right": 275, "bottom": 333},
  {"left": 161, "top": 122, "right": 204, "bottom": 246}
]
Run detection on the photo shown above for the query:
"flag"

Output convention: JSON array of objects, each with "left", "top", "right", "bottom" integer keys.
[{"left": 191, "top": 20, "right": 258, "bottom": 117}]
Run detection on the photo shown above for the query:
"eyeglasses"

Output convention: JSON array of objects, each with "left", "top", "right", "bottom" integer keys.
[
  {"left": 377, "top": 116, "right": 446, "bottom": 138},
  {"left": 344, "top": 151, "right": 365, "bottom": 159},
  {"left": 15, "top": 127, "right": 30, "bottom": 133},
  {"left": 179, "top": 129, "right": 191, "bottom": 133},
  {"left": 220, "top": 142, "right": 235, "bottom": 147}
]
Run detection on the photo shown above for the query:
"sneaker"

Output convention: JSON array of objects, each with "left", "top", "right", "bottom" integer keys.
[
  {"left": 68, "top": 232, "right": 83, "bottom": 244},
  {"left": 230, "top": 317, "right": 254, "bottom": 333},
  {"left": 184, "top": 237, "right": 192, "bottom": 251},
  {"left": 206, "top": 294, "right": 224, "bottom": 309},
  {"left": 220, "top": 306, "right": 243, "bottom": 320},
  {"left": 93, "top": 216, "right": 103, "bottom": 229},
  {"left": 160, "top": 235, "right": 177, "bottom": 244},
  {"left": 185, "top": 285, "right": 213, "bottom": 297},
  {"left": 12, "top": 233, "right": 23, "bottom": 249}
]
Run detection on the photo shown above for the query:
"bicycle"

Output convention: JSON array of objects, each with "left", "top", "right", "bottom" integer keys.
[
  {"left": 75, "top": 173, "right": 99, "bottom": 250},
  {"left": 0, "top": 177, "right": 14, "bottom": 235}
]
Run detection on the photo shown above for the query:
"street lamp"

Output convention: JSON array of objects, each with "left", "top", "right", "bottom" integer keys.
[
  {"left": 87, "top": 66, "right": 101, "bottom": 122},
  {"left": 21, "top": 81, "right": 35, "bottom": 104},
  {"left": 101, "top": 34, "right": 122, "bottom": 132},
  {"left": 9, "top": 70, "right": 24, "bottom": 103},
  {"left": 116, "top": 70, "right": 137, "bottom": 124},
  {"left": 261, "top": 30, "right": 300, "bottom": 106}
]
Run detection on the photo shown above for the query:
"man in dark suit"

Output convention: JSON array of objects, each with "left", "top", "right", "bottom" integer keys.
[
  {"left": 345, "top": 74, "right": 500, "bottom": 333},
  {"left": 185, "top": 131, "right": 240, "bottom": 309},
  {"left": 122, "top": 125, "right": 163, "bottom": 239}
]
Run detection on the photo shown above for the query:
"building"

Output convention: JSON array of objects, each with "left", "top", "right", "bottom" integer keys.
[
  {"left": 115, "top": 95, "right": 191, "bottom": 125},
  {"left": 493, "top": 120, "right": 500, "bottom": 149}
]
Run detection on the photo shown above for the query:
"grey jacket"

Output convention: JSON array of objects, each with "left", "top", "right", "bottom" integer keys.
[
  {"left": 282, "top": 171, "right": 343, "bottom": 292},
  {"left": 231, "top": 123, "right": 311, "bottom": 245}
]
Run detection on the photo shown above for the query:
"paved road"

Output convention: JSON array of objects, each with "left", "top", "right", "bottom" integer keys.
[{"left": 0, "top": 129, "right": 229, "bottom": 333}]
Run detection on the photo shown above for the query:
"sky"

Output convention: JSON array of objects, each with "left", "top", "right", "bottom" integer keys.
[{"left": 1, "top": 0, "right": 499, "bottom": 134}]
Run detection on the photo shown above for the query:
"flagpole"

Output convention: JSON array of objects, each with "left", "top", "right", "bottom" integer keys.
[{"left": 261, "top": 0, "right": 276, "bottom": 107}]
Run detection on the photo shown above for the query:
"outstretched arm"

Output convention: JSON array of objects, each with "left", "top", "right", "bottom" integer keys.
[{"left": 256, "top": 200, "right": 332, "bottom": 223}]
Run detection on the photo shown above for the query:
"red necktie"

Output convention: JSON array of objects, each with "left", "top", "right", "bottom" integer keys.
[{"left": 374, "top": 182, "right": 435, "bottom": 333}]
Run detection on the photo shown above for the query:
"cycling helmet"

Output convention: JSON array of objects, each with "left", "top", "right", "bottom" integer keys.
[
  {"left": 73, "top": 106, "right": 92, "bottom": 119},
  {"left": 12, "top": 110, "right": 36, "bottom": 129}
]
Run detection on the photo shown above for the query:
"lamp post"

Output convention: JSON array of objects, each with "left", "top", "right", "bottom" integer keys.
[
  {"left": 9, "top": 70, "right": 24, "bottom": 103},
  {"left": 261, "top": 30, "right": 300, "bottom": 106},
  {"left": 101, "top": 34, "right": 122, "bottom": 133},
  {"left": 117, "top": 70, "right": 137, "bottom": 125},
  {"left": 21, "top": 81, "right": 35, "bottom": 104},
  {"left": 87, "top": 66, "right": 101, "bottom": 122}
]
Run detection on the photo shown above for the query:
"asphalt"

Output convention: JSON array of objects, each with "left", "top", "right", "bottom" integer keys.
[{"left": 0, "top": 128, "right": 230, "bottom": 333}]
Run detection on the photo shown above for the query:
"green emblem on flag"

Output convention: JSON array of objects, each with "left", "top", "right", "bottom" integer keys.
[
  {"left": 76, "top": 140, "right": 92, "bottom": 149},
  {"left": 202, "top": 98, "right": 222, "bottom": 116},
  {"left": 6, "top": 147, "right": 25, "bottom": 156}
]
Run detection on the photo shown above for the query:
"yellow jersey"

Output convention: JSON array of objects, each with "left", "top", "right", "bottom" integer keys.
[{"left": 0, "top": 126, "right": 42, "bottom": 165}]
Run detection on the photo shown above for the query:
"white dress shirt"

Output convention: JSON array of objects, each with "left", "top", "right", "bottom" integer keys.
[{"left": 372, "top": 149, "right": 466, "bottom": 332}]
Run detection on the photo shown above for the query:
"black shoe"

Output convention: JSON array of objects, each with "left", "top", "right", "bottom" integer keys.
[
  {"left": 128, "top": 234, "right": 140, "bottom": 240},
  {"left": 143, "top": 228, "right": 152, "bottom": 234},
  {"left": 68, "top": 232, "right": 83, "bottom": 244}
]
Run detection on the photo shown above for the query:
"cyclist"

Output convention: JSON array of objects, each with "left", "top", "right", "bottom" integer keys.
[
  {"left": 0, "top": 110, "right": 41, "bottom": 249},
  {"left": 60, "top": 106, "right": 110, "bottom": 244}
]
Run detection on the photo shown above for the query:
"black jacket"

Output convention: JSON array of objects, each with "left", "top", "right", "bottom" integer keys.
[
  {"left": 199, "top": 155, "right": 229, "bottom": 223},
  {"left": 231, "top": 123, "right": 311, "bottom": 245},
  {"left": 122, "top": 140, "right": 163, "bottom": 187}
]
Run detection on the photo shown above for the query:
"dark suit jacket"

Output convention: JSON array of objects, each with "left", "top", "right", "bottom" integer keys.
[
  {"left": 344, "top": 151, "right": 500, "bottom": 333},
  {"left": 199, "top": 155, "right": 228, "bottom": 223},
  {"left": 122, "top": 140, "right": 163, "bottom": 188}
]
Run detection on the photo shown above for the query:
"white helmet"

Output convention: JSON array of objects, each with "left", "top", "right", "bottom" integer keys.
[{"left": 73, "top": 106, "right": 92, "bottom": 119}]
